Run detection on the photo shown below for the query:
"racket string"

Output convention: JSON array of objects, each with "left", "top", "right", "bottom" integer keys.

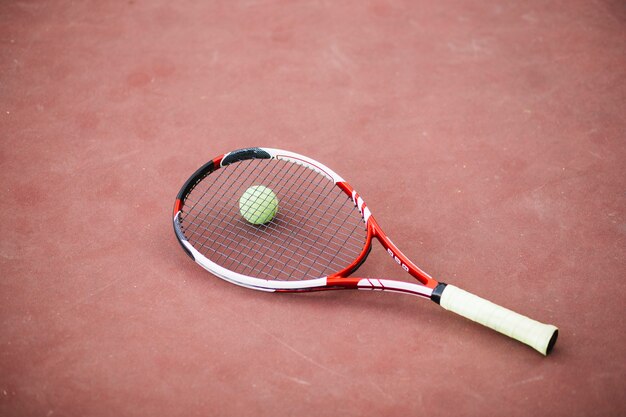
[
  {"left": 185, "top": 220, "right": 330, "bottom": 278},
  {"left": 206, "top": 159, "right": 292, "bottom": 269},
  {"left": 184, "top": 189, "right": 362, "bottom": 246},
  {"left": 228, "top": 159, "right": 318, "bottom": 276},
  {"left": 291, "top": 179, "right": 364, "bottom": 279},
  {"left": 187, "top": 158, "right": 269, "bottom": 241},
  {"left": 183, "top": 218, "right": 358, "bottom": 279},
  {"left": 184, "top": 210, "right": 362, "bottom": 278},
  {"left": 299, "top": 194, "right": 367, "bottom": 279},
  {"left": 218, "top": 164, "right": 335, "bottom": 278},
  {"left": 180, "top": 158, "right": 367, "bottom": 281},
  {"left": 232, "top": 161, "right": 361, "bottom": 278},
  {"left": 245, "top": 161, "right": 342, "bottom": 278},
  {"left": 183, "top": 162, "right": 363, "bottom": 252}
]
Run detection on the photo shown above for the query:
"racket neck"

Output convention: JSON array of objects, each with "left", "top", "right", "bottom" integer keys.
[
  {"left": 369, "top": 218, "right": 437, "bottom": 288},
  {"left": 336, "top": 181, "right": 438, "bottom": 289}
]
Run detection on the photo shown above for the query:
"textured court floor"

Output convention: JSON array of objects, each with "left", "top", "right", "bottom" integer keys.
[{"left": 1, "top": 1, "right": 625, "bottom": 416}]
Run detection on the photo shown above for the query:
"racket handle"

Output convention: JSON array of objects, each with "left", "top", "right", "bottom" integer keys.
[{"left": 433, "top": 284, "right": 558, "bottom": 355}]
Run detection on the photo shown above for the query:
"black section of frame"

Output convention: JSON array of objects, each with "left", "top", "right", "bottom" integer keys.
[
  {"left": 430, "top": 282, "right": 448, "bottom": 304},
  {"left": 546, "top": 329, "right": 558, "bottom": 355},
  {"left": 176, "top": 159, "right": 215, "bottom": 201},
  {"left": 221, "top": 147, "right": 271, "bottom": 166},
  {"left": 173, "top": 148, "right": 271, "bottom": 260},
  {"left": 173, "top": 214, "right": 194, "bottom": 260},
  {"left": 349, "top": 242, "right": 372, "bottom": 276},
  {"left": 174, "top": 158, "right": 216, "bottom": 260}
]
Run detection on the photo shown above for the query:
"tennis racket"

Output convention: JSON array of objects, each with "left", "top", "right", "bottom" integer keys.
[{"left": 173, "top": 147, "right": 558, "bottom": 355}]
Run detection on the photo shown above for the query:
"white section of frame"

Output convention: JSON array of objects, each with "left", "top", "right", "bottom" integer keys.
[
  {"left": 181, "top": 239, "right": 329, "bottom": 291},
  {"left": 357, "top": 278, "right": 433, "bottom": 298},
  {"left": 264, "top": 148, "right": 346, "bottom": 183}
]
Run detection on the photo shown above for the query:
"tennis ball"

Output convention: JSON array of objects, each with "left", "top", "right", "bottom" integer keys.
[{"left": 239, "top": 185, "right": 279, "bottom": 225}]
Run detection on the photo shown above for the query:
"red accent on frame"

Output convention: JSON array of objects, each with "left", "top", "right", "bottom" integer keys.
[
  {"left": 370, "top": 217, "right": 437, "bottom": 288},
  {"left": 334, "top": 181, "right": 439, "bottom": 289},
  {"left": 173, "top": 199, "right": 182, "bottom": 215},
  {"left": 213, "top": 155, "right": 223, "bottom": 167},
  {"left": 329, "top": 224, "right": 374, "bottom": 280},
  {"left": 329, "top": 181, "right": 373, "bottom": 280},
  {"left": 327, "top": 277, "right": 362, "bottom": 288},
  {"left": 336, "top": 181, "right": 354, "bottom": 198}
]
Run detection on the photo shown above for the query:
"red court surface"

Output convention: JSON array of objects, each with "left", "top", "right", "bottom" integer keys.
[{"left": 1, "top": 1, "right": 625, "bottom": 416}]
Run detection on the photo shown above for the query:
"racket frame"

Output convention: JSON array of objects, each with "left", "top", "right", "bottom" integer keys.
[{"left": 173, "top": 147, "right": 438, "bottom": 298}]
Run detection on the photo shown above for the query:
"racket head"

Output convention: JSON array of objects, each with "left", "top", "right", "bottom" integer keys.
[{"left": 173, "top": 148, "right": 374, "bottom": 291}]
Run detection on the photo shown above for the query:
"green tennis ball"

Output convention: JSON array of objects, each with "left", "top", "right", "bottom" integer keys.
[{"left": 239, "top": 185, "right": 279, "bottom": 225}]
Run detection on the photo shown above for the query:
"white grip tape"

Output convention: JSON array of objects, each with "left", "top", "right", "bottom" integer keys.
[{"left": 439, "top": 285, "right": 558, "bottom": 355}]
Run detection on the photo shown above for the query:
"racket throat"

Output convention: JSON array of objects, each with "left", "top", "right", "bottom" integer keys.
[
  {"left": 369, "top": 219, "right": 437, "bottom": 288},
  {"left": 355, "top": 278, "right": 434, "bottom": 298}
]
